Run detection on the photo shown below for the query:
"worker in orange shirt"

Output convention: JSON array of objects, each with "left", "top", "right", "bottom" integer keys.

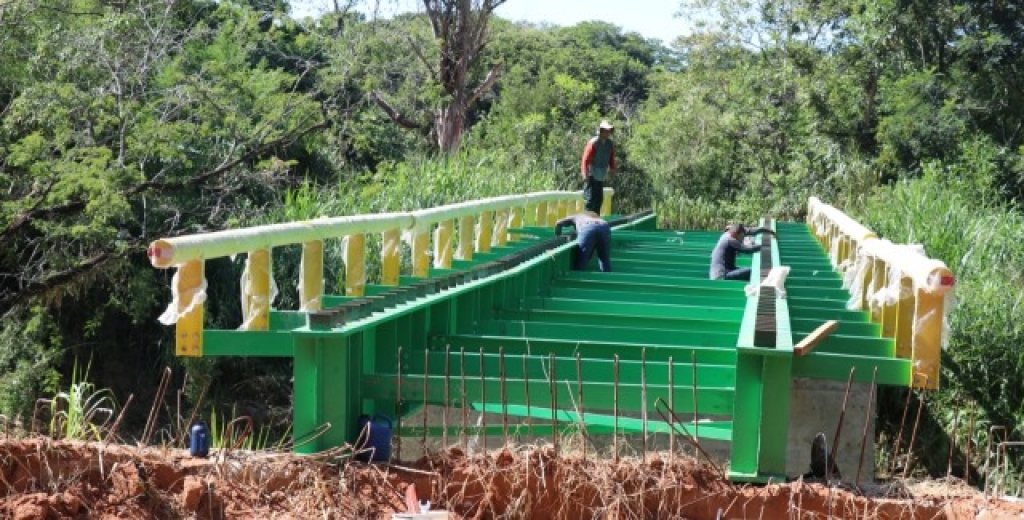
[{"left": 580, "top": 120, "right": 616, "bottom": 213}]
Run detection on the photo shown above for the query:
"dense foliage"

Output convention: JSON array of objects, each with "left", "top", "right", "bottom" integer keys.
[{"left": 1, "top": 0, "right": 1022, "bottom": 477}]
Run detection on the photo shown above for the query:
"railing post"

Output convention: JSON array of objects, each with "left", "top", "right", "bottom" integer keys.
[
  {"left": 574, "top": 199, "right": 584, "bottom": 214},
  {"left": 434, "top": 219, "right": 455, "bottom": 268},
  {"left": 381, "top": 229, "right": 401, "bottom": 286},
  {"left": 600, "top": 188, "right": 614, "bottom": 216},
  {"left": 556, "top": 200, "right": 569, "bottom": 220},
  {"left": 535, "top": 202, "right": 548, "bottom": 228},
  {"left": 546, "top": 202, "right": 558, "bottom": 226},
  {"left": 477, "top": 210, "right": 494, "bottom": 253},
  {"left": 494, "top": 210, "right": 509, "bottom": 247},
  {"left": 175, "top": 260, "right": 205, "bottom": 357},
  {"left": 412, "top": 229, "right": 431, "bottom": 278},
  {"left": 524, "top": 204, "right": 537, "bottom": 226},
  {"left": 243, "top": 249, "right": 272, "bottom": 330},
  {"left": 509, "top": 207, "right": 525, "bottom": 240},
  {"left": 458, "top": 215, "right": 475, "bottom": 261},
  {"left": 894, "top": 276, "right": 915, "bottom": 359},
  {"left": 300, "top": 240, "right": 323, "bottom": 311},
  {"left": 869, "top": 258, "right": 886, "bottom": 323},
  {"left": 914, "top": 289, "right": 944, "bottom": 389},
  {"left": 344, "top": 234, "right": 366, "bottom": 296}
]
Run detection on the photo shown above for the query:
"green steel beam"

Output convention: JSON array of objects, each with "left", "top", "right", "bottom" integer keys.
[{"left": 363, "top": 374, "right": 736, "bottom": 415}]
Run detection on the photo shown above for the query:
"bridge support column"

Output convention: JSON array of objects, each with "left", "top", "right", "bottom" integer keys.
[{"left": 293, "top": 332, "right": 357, "bottom": 453}]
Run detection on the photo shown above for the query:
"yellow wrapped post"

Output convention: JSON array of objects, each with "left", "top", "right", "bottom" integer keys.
[
  {"left": 344, "top": 234, "right": 366, "bottom": 296},
  {"left": 300, "top": 240, "right": 323, "bottom": 312},
  {"left": 243, "top": 249, "right": 272, "bottom": 331},
  {"left": 574, "top": 199, "right": 584, "bottom": 214},
  {"left": 556, "top": 200, "right": 569, "bottom": 220},
  {"left": 523, "top": 205, "right": 536, "bottom": 226},
  {"left": 458, "top": 215, "right": 475, "bottom": 261},
  {"left": 494, "top": 210, "right": 509, "bottom": 247},
  {"left": 509, "top": 207, "right": 524, "bottom": 242},
  {"left": 175, "top": 260, "right": 205, "bottom": 357},
  {"left": 600, "top": 190, "right": 614, "bottom": 216},
  {"left": 546, "top": 202, "right": 558, "bottom": 226},
  {"left": 434, "top": 219, "right": 455, "bottom": 268},
  {"left": 911, "top": 267, "right": 954, "bottom": 389},
  {"left": 381, "top": 229, "right": 401, "bottom": 286},
  {"left": 477, "top": 211, "right": 494, "bottom": 253},
  {"left": 412, "top": 230, "right": 431, "bottom": 278},
  {"left": 535, "top": 202, "right": 548, "bottom": 228},
  {"left": 869, "top": 258, "right": 886, "bottom": 323},
  {"left": 893, "top": 276, "right": 915, "bottom": 359}
]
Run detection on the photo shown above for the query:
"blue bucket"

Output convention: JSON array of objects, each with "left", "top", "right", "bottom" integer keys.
[{"left": 355, "top": 414, "right": 393, "bottom": 462}]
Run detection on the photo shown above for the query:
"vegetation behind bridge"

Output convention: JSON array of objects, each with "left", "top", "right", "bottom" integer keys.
[{"left": 1, "top": 0, "right": 1023, "bottom": 479}]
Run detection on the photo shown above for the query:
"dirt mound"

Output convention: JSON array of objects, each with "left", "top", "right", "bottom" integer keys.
[{"left": 1, "top": 439, "right": 1022, "bottom": 519}]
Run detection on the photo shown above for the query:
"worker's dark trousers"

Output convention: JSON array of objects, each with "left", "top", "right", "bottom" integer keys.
[{"left": 583, "top": 178, "right": 603, "bottom": 213}]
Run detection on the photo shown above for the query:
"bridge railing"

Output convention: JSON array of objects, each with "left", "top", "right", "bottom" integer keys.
[
  {"left": 807, "top": 197, "right": 954, "bottom": 389},
  {"left": 147, "top": 188, "right": 614, "bottom": 357}
]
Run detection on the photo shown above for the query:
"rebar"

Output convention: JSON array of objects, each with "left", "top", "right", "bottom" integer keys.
[
  {"left": 613, "top": 354, "right": 620, "bottom": 463},
  {"left": 576, "top": 350, "right": 585, "bottom": 460},
  {"left": 983, "top": 425, "right": 1007, "bottom": 496},
  {"left": 103, "top": 394, "right": 134, "bottom": 447},
  {"left": 523, "top": 353, "right": 532, "bottom": 438},
  {"left": 480, "top": 348, "right": 487, "bottom": 452},
  {"left": 443, "top": 345, "right": 450, "bottom": 449},
  {"left": 460, "top": 347, "right": 468, "bottom": 452},
  {"left": 422, "top": 349, "right": 429, "bottom": 455},
  {"left": 549, "top": 352, "right": 558, "bottom": 453},
  {"left": 829, "top": 366, "right": 856, "bottom": 480},
  {"left": 641, "top": 347, "right": 648, "bottom": 460},
  {"left": 901, "top": 376, "right": 929, "bottom": 480},
  {"left": 668, "top": 356, "right": 675, "bottom": 461},
  {"left": 176, "top": 379, "right": 209, "bottom": 448},
  {"left": 654, "top": 398, "right": 725, "bottom": 479},
  {"left": 141, "top": 367, "right": 172, "bottom": 446},
  {"left": 855, "top": 366, "right": 878, "bottom": 485},
  {"left": 691, "top": 350, "right": 699, "bottom": 458},
  {"left": 500, "top": 347, "right": 508, "bottom": 447},
  {"left": 947, "top": 394, "right": 962, "bottom": 480},
  {"left": 890, "top": 385, "right": 915, "bottom": 474},
  {"left": 396, "top": 346, "right": 403, "bottom": 461}
]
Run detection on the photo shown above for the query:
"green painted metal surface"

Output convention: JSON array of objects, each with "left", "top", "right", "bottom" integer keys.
[{"left": 194, "top": 211, "right": 920, "bottom": 480}]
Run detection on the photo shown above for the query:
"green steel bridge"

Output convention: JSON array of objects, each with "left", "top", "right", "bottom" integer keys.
[{"left": 147, "top": 191, "right": 953, "bottom": 483}]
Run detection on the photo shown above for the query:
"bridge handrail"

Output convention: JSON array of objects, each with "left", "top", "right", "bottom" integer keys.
[
  {"left": 148, "top": 189, "right": 611, "bottom": 268},
  {"left": 806, "top": 196, "right": 954, "bottom": 390}
]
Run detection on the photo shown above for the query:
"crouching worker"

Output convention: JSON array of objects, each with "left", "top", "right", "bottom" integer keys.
[
  {"left": 555, "top": 211, "right": 612, "bottom": 272},
  {"left": 710, "top": 224, "right": 776, "bottom": 281}
]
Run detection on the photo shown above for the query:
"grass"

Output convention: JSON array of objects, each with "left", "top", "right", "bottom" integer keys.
[{"left": 43, "top": 360, "right": 116, "bottom": 442}]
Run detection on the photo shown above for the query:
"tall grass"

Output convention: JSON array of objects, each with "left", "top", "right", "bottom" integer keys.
[
  {"left": 46, "top": 360, "right": 117, "bottom": 441},
  {"left": 857, "top": 158, "right": 1024, "bottom": 477}
]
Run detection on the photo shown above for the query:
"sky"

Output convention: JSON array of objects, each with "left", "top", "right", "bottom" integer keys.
[{"left": 289, "top": 0, "right": 691, "bottom": 44}]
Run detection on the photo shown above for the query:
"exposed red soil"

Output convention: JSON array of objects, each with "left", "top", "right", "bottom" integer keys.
[{"left": 2, "top": 439, "right": 1023, "bottom": 519}]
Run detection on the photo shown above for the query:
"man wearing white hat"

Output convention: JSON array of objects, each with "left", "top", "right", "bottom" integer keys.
[{"left": 580, "top": 120, "right": 616, "bottom": 213}]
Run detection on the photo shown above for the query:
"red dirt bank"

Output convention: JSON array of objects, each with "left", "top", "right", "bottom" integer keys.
[{"left": 2, "top": 439, "right": 1022, "bottom": 519}]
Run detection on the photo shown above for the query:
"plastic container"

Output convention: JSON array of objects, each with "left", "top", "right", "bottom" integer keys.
[
  {"left": 356, "top": 414, "right": 393, "bottom": 462},
  {"left": 190, "top": 421, "right": 210, "bottom": 458}
]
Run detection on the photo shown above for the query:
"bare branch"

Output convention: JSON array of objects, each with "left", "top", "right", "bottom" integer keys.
[
  {"left": 466, "top": 62, "right": 502, "bottom": 108},
  {"left": 371, "top": 91, "right": 424, "bottom": 129}
]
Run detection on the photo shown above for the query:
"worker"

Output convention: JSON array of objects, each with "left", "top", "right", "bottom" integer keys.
[
  {"left": 555, "top": 211, "right": 612, "bottom": 272},
  {"left": 709, "top": 224, "right": 776, "bottom": 281}
]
